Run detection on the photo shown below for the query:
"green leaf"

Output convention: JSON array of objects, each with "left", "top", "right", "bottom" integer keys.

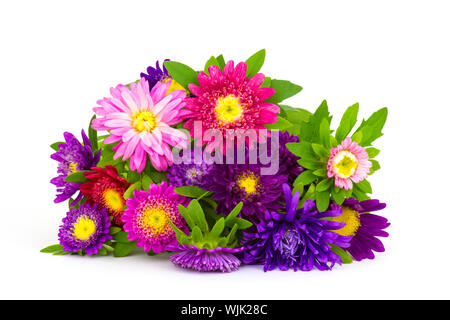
[
  {"left": 352, "top": 186, "right": 370, "bottom": 201},
  {"left": 331, "top": 244, "right": 353, "bottom": 264},
  {"left": 294, "top": 170, "right": 317, "bottom": 186},
  {"left": 369, "top": 159, "right": 381, "bottom": 175},
  {"left": 98, "top": 247, "right": 108, "bottom": 256},
  {"left": 313, "top": 168, "right": 328, "bottom": 177},
  {"left": 311, "top": 143, "right": 330, "bottom": 158},
  {"left": 210, "top": 217, "right": 225, "bottom": 238},
  {"left": 50, "top": 141, "right": 63, "bottom": 151},
  {"left": 280, "top": 105, "right": 311, "bottom": 124},
  {"left": 40, "top": 244, "right": 63, "bottom": 253},
  {"left": 141, "top": 174, "right": 153, "bottom": 191},
  {"left": 188, "top": 200, "right": 208, "bottom": 233},
  {"left": 265, "top": 116, "right": 292, "bottom": 131},
  {"left": 109, "top": 226, "right": 122, "bottom": 236},
  {"left": 299, "top": 100, "right": 332, "bottom": 143},
  {"left": 224, "top": 202, "right": 243, "bottom": 227},
  {"left": 261, "top": 77, "right": 271, "bottom": 87},
  {"left": 354, "top": 107, "right": 388, "bottom": 146},
  {"left": 356, "top": 179, "right": 372, "bottom": 194},
  {"left": 286, "top": 141, "right": 315, "bottom": 159},
  {"left": 351, "top": 130, "right": 363, "bottom": 144},
  {"left": 164, "top": 61, "right": 198, "bottom": 90},
  {"left": 300, "top": 184, "right": 316, "bottom": 207},
  {"left": 88, "top": 115, "right": 98, "bottom": 153},
  {"left": 226, "top": 224, "right": 239, "bottom": 246},
  {"left": 177, "top": 204, "right": 195, "bottom": 230},
  {"left": 103, "top": 244, "right": 114, "bottom": 252},
  {"left": 331, "top": 187, "right": 345, "bottom": 205},
  {"left": 366, "top": 147, "right": 380, "bottom": 158},
  {"left": 316, "top": 178, "right": 333, "bottom": 192},
  {"left": 192, "top": 226, "right": 203, "bottom": 243},
  {"left": 235, "top": 218, "right": 253, "bottom": 229},
  {"left": 65, "top": 171, "right": 88, "bottom": 183},
  {"left": 127, "top": 170, "right": 140, "bottom": 183},
  {"left": 174, "top": 186, "right": 209, "bottom": 198},
  {"left": 123, "top": 181, "right": 141, "bottom": 200},
  {"left": 335, "top": 103, "right": 359, "bottom": 143},
  {"left": 298, "top": 159, "right": 323, "bottom": 170},
  {"left": 168, "top": 219, "right": 190, "bottom": 245},
  {"left": 204, "top": 56, "right": 219, "bottom": 74},
  {"left": 316, "top": 191, "right": 330, "bottom": 212},
  {"left": 245, "top": 49, "right": 266, "bottom": 78},
  {"left": 113, "top": 231, "right": 131, "bottom": 243},
  {"left": 319, "top": 118, "right": 331, "bottom": 148},
  {"left": 113, "top": 242, "right": 136, "bottom": 257},
  {"left": 266, "top": 79, "right": 303, "bottom": 104},
  {"left": 216, "top": 55, "right": 225, "bottom": 70}
]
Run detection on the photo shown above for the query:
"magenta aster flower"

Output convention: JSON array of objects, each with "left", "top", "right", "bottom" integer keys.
[
  {"left": 330, "top": 198, "right": 389, "bottom": 261},
  {"left": 327, "top": 137, "right": 372, "bottom": 190},
  {"left": 92, "top": 79, "right": 189, "bottom": 172},
  {"left": 169, "top": 245, "right": 244, "bottom": 273},
  {"left": 184, "top": 61, "right": 280, "bottom": 152},
  {"left": 122, "top": 181, "right": 190, "bottom": 253},
  {"left": 58, "top": 203, "right": 112, "bottom": 255}
]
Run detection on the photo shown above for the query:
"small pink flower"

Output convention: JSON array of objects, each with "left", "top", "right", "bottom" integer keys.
[
  {"left": 184, "top": 60, "right": 280, "bottom": 152},
  {"left": 327, "top": 137, "right": 372, "bottom": 190},
  {"left": 92, "top": 79, "right": 189, "bottom": 172}
]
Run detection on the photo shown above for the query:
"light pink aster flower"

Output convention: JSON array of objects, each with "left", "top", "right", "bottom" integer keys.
[
  {"left": 327, "top": 137, "right": 372, "bottom": 190},
  {"left": 92, "top": 78, "right": 189, "bottom": 172},
  {"left": 184, "top": 60, "right": 280, "bottom": 152}
]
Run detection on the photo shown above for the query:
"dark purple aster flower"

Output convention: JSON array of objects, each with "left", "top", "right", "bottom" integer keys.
[
  {"left": 242, "top": 184, "right": 352, "bottom": 272},
  {"left": 140, "top": 60, "right": 170, "bottom": 90},
  {"left": 50, "top": 130, "right": 101, "bottom": 205},
  {"left": 331, "top": 198, "right": 389, "bottom": 261},
  {"left": 169, "top": 245, "right": 244, "bottom": 273},
  {"left": 58, "top": 203, "right": 112, "bottom": 255},
  {"left": 206, "top": 162, "right": 287, "bottom": 224},
  {"left": 167, "top": 150, "right": 214, "bottom": 188}
]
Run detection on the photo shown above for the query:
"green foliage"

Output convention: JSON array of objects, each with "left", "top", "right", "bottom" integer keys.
[
  {"left": 204, "top": 56, "right": 220, "bottom": 74},
  {"left": 352, "top": 107, "right": 388, "bottom": 147},
  {"left": 174, "top": 186, "right": 211, "bottom": 199},
  {"left": 88, "top": 115, "right": 98, "bottom": 154},
  {"left": 266, "top": 79, "right": 303, "bottom": 104},
  {"left": 216, "top": 54, "right": 225, "bottom": 70},
  {"left": 123, "top": 181, "right": 141, "bottom": 200},
  {"left": 331, "top": 244, "right": 353, "bottom": 264},
  {"left": 40, "top": 244, "right": 63, "bottom": 253},
  {"left": 65, "top": 171, "right": 88, "bottom": 183},
  {"left": 245, "top": 49, "right": 266, "bottom": 78},
  {"left": 335, "top": 103, "right": 359, "bottom": 143},
  {"left": 170, "top": 200, "right": 250, "bottom": 250},
  {"left": 164, "top": 61, "right": 199, "bottom": 89},
  {"left": 264, "top": 116, "right": 293, "bottom": 131},
  {"left": 50, "top": 141, "right": 63, "bottom": 151}
]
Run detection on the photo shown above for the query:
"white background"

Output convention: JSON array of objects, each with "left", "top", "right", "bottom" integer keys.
[{"left": 1, "top": 0, "right": 449, "bottom": 299}]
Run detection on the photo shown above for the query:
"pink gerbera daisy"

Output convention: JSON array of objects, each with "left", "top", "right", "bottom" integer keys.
[
  {"left": 122, "top": 181, "right": 190, "bottom": 253},
  {"left": 327, "top": 137, "right": 372, "bottom": 190},
  {"left": 184, "top": 61, "right": 280, "bottom": 151},
  {"left": 92, "top": 78, "right": 189, "bottom": 172}
]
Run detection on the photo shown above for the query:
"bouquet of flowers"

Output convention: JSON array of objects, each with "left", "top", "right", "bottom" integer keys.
[{"left": 42, "top": 50, "right": 390, "bottom": 272}]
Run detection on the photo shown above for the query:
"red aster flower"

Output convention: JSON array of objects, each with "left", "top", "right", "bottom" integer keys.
[{"left": 80, "top": 165, "right": 131, "bottom": 226}]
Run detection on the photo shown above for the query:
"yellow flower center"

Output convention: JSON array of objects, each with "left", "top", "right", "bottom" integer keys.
[
  {"left": 132, "top": 111, "right": 156, "bottom": 133},
  {"left": 331, "top": 207, "right": 361, "bottom": 236},
  {"left": 72, "top": 216, "right": 96, "bottom": 241},
  {"left": 103, "top": 189, "right": 124, "bottom": 212},
  {"left": 163, "top": 78, "right": 186, "bottom": 95},
  {"left": 215, "top": 95, "right": 243, "bottom": 123},
  {"left": 331, "top": 150, "right": 359, "bottom": 178},
  {"left": 237, "top": 172, "right": 260, "bottom": 195},
  {"left": 142, "top": 207, "right": 168, "bottom": 235},
  {"left": 68, "top": 162, "right": 78, "bottom": 174}
]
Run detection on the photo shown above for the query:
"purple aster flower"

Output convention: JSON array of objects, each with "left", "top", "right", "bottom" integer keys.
[
  {"left": 242, "top": 184, "right": 352, "bottom": 271},
  {"left": 50, "top": 130, "right": 101, "bottom": 205},
  {"left": 207, "top": 162, "right": 287, "bottom": 224},
  {"left": 58, "top": 203, "right": 112, "bottom": 255},
  {"left": 169, "top": 245, "right": 244, "bottom": 273},
  {"left": 330, "top": 198, "right": 389, "bottom": 261},
  {"left": 140, "top": 60, "right": 170, "bottom": 90},
  {"left": 167, "top": 150, "right": 215, "bottom": 188}
]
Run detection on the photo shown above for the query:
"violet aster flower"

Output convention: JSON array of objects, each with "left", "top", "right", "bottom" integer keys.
[
  {"left": 169, "top": 245, "right": 244, "bottom": 273},
  {"left": 167, "top": 150, "right": 215, "bottom": 188},
  {"left": 207, "top": 162, "right": 287, "bottom": 224},
  {"left": 58, "top": 203, "right": 112, "bottom": 255},
  {"left": 330, "top": 198, "right": 389, "bottom": 261},
  {"left": 50, "top": 130, "right": 101, "bottom": 205},
  {"left": 140, "top": 59, "right": 187, "bottom": 94},
  {"left": 242, "top": 184, "right": 352, "bottom": 271}
]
